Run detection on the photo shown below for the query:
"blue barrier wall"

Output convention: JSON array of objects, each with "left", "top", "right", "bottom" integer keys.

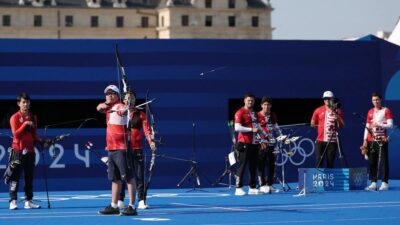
[{"left": 0, "top": 38, "right": 399, "bottom": 192}]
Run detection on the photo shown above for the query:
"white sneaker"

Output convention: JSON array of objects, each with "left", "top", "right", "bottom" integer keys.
[
  {"left": 9, "top": 200, "right": 18, "bottom": 210},
  {"left": 24, "top": 200, "right": 41, "bottom": 209},
  {"left": 365, "top": 182, "right": 377, "bottom": 191},
  {"left": 248, "top": 188, "right": 261, "bottom": 195},
  {"left": 235, "top": 188, "right": 246, "bottom": 196},
  {"left": 138, "top": 200, "right": 149, "bottom": 209},
  {"left": 269, "top": 185, "right": 280, "bottom": 193},
  {"left": 117, "top": 200, "right": 125, "bottom": 209},
  {"left": 259, "top": 185, "right": 270, "bottom": 194},
  {"left": 379, "top": 182, "right": 389, "bottom": 191}
]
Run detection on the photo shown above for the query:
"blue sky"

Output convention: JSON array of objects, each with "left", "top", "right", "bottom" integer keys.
[{"left": 269, "top": 0, "right": 400, "bottom": 40}]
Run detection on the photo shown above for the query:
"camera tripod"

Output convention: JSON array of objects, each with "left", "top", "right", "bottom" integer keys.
[
  {"left": 175, "top": 122, "right": 211, "bottom": 191},
  {"left": 176, "top": 160, "right": 212, "bottom": 192}
]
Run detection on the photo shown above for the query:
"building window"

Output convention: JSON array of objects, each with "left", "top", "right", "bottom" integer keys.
[
  {"left": 2, "top": 15, "right": 11, "bottom": 26},
  {"left": 181, "top": 15, "right": 189, "bottom": 26},
  {"left": 34, "top": 15, "right": 42, "bottom": 27},
  {"left": 205, "top": 15, "right": 212, "bottom": 27},
  {"left": 228, "top": 0, "right": 235, "bottom": 8},
  {"left": 91, "top": 16, "right": 98, "bottom": 27},
  {"left": 116, "top": 16, "right": 124, "bottom": 27},
  {"left": 252, "top": 16, "right": 259, "bottom": 27},
  {"left": 205, "top": 0, "right": 212, "bottom": 8},
  {"left": 161, "top": 16, "right": 164, "bottom": 27},
  {"left": 65, "top": 15, "right": 73, "bottom": 27},
  {"left": 141, "top": 16, "right": 149, "bottom": 28},
  {"left": 228, "top": 16, "right": 235, "bottom": 27}
]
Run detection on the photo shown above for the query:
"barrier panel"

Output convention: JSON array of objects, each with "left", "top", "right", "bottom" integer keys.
[{"left": 298, "top": 168, "right": 368, "bottom": 192}]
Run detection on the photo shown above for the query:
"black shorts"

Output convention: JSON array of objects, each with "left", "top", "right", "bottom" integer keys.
[{"left": 107, "top": 150, "right": 133, "bottom": 182}]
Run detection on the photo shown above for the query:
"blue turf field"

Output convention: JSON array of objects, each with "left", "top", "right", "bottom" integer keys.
[{"left": 1, "top": 181, "right": 400, "bottom": 225}]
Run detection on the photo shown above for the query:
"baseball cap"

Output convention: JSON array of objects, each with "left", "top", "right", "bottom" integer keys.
[
  {"left": 322, "top": 91, "right": 334, "bottom": 98},
  {"left": 104, "top": 85, "right": 120, "bottom": 94}
]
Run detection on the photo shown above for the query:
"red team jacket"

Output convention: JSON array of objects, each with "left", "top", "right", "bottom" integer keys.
[
  {"left": 128, "top": 109, "right": 152, "bottom": 150},
  {"left": 311, "top": 105, "right": 344, "bottom": 142},
  {"left": 235, "top": 107, "right": 258, "bottom": 144},
  {"left": 365, "top": 107, "right": 393, "bottom": 141},
  {"left": 105, "top": 101, "right": 129, "bottom": 151},
  {"left": 258, "top": 111, "right": 277, "bottom": 134},
  {"left": 10, "top": 111, "right": 39, "bottom": 153}
]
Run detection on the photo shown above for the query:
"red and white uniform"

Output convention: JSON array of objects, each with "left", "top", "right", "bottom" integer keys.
[
  {"left": 364, "top": 107, "right": 393, "bottom": 141},
  {"left": 258, "top": 112, "right": 278, "bottom": 134},
  {"left": 10, "top": 112, "right": 39, "bottom": 153},
  {"left": 129, "top": 109, "right": 152, "bottom": 150},
  {"left": 311, "top": 106, "right": 344, "bottom": 142},
  {"left": 105, "top": 101, "right": 129, "bottom": 151},
  {"left": 235, "top": 107, "right": 258, "bottom": 144}
]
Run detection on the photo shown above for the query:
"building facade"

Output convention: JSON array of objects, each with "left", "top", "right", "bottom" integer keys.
[{"left": 0, "top": 0, "right": 273, "bottom": 39}]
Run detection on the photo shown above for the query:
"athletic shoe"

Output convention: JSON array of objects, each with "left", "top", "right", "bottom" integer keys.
[
  {"left": 379, "top": 182, "right": 389, "bottom": 191},
  {"left": 138, "top": 200, "right": 149, "bottom": 209},
  {"left": 24, "top": 200, "right": 41, "bottom": 209},
  {"left": 98, "top": 205, "right": 120, "bottom": 215},
  {"left": 365, "top": 182, "right": 377, "bottom": 191},
  {"left": 235, "top": 187, "right": 246, "bottom": 196},
  {"left": 269, "top": 185, "right": 280, "bottom": 193},
  {"left": 120, "top": 205, "right": 138, "bottom": 216},
  {"left": 117, "top": 200, "right": 125, "bottom": 209},
  {"left": 9, "top": 200, "right": 18, "bottom": 210},
  {"left": 248, "top": 188, "right": 261, "bottom": 195},
  {"left": 259, "top": 185, "right": 270, "bottom": 194}
]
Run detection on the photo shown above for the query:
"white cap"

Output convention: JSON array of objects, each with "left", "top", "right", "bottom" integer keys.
[
  {"left": 104, "top": 85, "right": 120, "bottom": 94},
  {"left": 322, "top": 91, "right": 334, "bottom": 98}
]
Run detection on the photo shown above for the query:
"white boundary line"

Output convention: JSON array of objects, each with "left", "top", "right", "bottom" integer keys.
[
  {"left": 202, "top": 220, "right": 325, "bottom": 225},
  {"left": 170, "top": 203, "right": 251, "bottom": 212},
  {"left": 0, "top": 214, "right": 100, "bottom": 219},
  {"left": 335, "top": 216, "right": 400, "bottom": 221},
  {"left": 202, "top": 217, "right": 400, "bottom": 225},
  {"left": 0, "top": 211, "right": 98, "bottom": 216},
  {"left": 1, "top": 201, "right": 400, "bottom": 219}
]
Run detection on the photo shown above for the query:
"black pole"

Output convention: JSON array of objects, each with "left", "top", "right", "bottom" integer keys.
[{"left": 40, "top": 147, "right": 51, "bottom": 209}]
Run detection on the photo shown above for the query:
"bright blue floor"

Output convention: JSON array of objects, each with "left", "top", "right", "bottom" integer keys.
[{"left": 1, "top": 181, "right": 400, "bottom": 225}]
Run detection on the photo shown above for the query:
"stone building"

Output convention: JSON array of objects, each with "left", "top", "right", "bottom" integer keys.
[{"left": 0, "top": 0, "right": 273, "bottom": 39}]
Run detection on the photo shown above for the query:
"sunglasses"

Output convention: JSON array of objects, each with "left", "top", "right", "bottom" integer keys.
[{"left": 106, "top": 92, "right": 117, "bottom": 96}]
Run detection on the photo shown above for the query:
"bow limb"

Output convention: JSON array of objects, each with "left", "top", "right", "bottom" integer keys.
[
  {"left": 114, "top": 43, "right": 130, "bottom": 94},
  {"left": 144, "top": 89, "right": 157, "bottom": 201},
  {"left": 115, "top": 43, "right": 132, "bottom": 130}
]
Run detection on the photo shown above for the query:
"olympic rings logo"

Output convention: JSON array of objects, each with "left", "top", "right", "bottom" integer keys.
[{"left": 275, "top": 138, "right": 315, "bottom": 166}]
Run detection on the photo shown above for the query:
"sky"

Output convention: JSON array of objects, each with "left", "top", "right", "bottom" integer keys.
[{"left": 269, "top": 0, "right": 400, "bottom": 40}]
